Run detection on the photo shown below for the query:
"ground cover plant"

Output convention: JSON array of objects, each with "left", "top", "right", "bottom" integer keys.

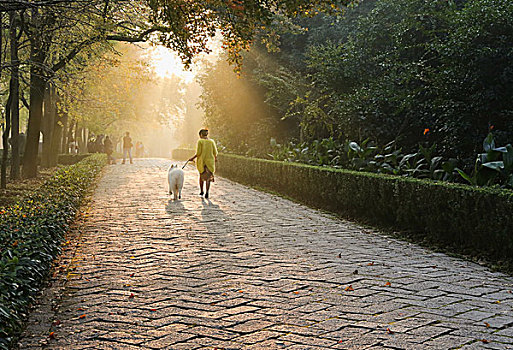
[
  {"left": 0, "top": 154, "right": 105, "bottom": 349},
  {"left": 262, "top": 132, "right": 512, "bottom": 189},
  {"left": 0, "top": 168, "right": 56, "bottom": 209}
]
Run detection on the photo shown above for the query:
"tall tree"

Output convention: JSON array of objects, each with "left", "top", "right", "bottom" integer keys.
[
  {"left": 17, "top": 0, "right": 349, "bottom": 177},
  {"left": 22, "top": 7, "right": 48, "bottom": 178},
  {"left": 9, "top": 10, "right": 21, "bottom": 179}
]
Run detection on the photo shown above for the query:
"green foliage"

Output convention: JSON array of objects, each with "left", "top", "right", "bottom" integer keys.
[
  {"left": 457, "top": 133, "right": 513, "bottom": 188},
  {"left": 213, "top": 152, "right": 513, "bottom": 269},
  {"left": 267, "top": 137, "right": 344, "bottom": 167},
  {"left": 57, "top": 154, "right": 94, "bottom": 166},
  {"left": 147, "top": 0, "right": 349, "bottom": 71},
  {"left": 264, "top": 138, "right": 458, "bottom": 182},
  {"left": 200, "top": 0, "right": 513, "bottom": 165},
  {"left": 0, "top": 154, "right": 105, "bottom": 349}
]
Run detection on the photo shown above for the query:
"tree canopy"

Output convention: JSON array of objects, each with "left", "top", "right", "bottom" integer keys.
[{"left": 200, "top": 0, "right": 513, "bottom": 167}]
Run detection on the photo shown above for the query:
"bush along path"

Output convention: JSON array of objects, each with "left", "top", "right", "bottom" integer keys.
[
  {"left": 17, "top": 159, "right": 513, "bottom": 349},
  {"left": 0, "top": 154, "right": 106, "bottom": 349}
]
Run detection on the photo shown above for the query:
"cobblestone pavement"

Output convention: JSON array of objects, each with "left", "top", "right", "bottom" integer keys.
[{"left": 19, "top": 158, "right": 513, "bottom": 349}]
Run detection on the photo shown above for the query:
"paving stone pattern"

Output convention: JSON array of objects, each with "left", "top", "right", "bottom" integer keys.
[{"left": 19, "top": 158, "right": 513, "bottom": 349}]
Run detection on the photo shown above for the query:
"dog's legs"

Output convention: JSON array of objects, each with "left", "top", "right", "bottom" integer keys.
[{"left": 172, "top": 185, "right": 178, "bottom": 200}]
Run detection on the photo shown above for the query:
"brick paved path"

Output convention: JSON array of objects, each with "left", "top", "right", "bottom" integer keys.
[{"left": 19, "top": 158, "right": 513, "bottom": 349}]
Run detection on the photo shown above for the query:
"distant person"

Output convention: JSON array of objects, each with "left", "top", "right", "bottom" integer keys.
[
  {"left": 135, "top": 141, "right": 144, "bottom": 158},
  {"left": 104, "top": 136, "right": 115, "bottom": 164},
  {"left": 188, "top": 129, "right": 218, "bottom": 199},
  {"left": 87, "top": 135, "right": 94, "bottom": 153},
  {"left": 97, "top": 134, "right": 105, "bottom": 153},
  {"left": 69, "top": 139, "right": 78, "bottom": 154},
  {"left": 122, "top": 131, "right": 133, "bottom": 164}
]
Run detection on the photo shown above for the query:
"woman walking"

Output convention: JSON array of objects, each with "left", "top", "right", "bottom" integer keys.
[{"left": 189, "top": 129, "right": 218, "bottom": 199}]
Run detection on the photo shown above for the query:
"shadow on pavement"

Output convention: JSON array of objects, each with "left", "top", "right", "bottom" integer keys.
[{"left": 165, "top": 198, "right": 185, "bottom": 219}]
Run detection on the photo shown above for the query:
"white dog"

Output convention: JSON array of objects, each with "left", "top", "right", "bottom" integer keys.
[{"left": 168, "top": 164, "right": 184, "bottom": 200}]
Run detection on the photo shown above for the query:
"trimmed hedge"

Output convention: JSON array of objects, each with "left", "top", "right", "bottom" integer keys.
[
  {"left": 57, "top": 153, "right": 94, "bottom": 165},
  {"left": 0, "top": 154, "right": 106, "bottom": 349},
  {"left": 173, "top": 149, "right": 513, "bottom": 264}
]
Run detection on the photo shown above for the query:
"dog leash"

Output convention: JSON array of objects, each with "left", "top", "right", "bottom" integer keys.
[{"left": 182, "top": 160, "right": 190, "bottom": 169}]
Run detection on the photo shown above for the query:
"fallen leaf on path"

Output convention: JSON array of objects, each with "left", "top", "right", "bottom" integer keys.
[
  {"left": 386, "top": 328, "right": 394, "bottom": 334},
  {"left": 367, "top": 262, "right": 374, "bottom": 266},
  {"left": 481, "top": 339, "right": 489, "bottom": 343},
  {"left": 484, "top": 322, "right": 490, "bottom": 328},
  {"left": 238, "top": 290, "right": 244, "bottom": 293},
  {"left": 495, "top": 300, "right": 501, "bottom": 304},
  {"left": 49, "top": 332, "right": 56, "bottom": 339},
  {"left": 79, "top": 314, "right": 86, "bottom": 319},
  {"left": 338, "top": 340, "right": 343, "bottom": 343},
  {"left": 129, "top": 273, "right": 135, "bottom": 277},
  {"left": 344, "top": 285, "right": 354, "bottom": 292},
  {"left": 150, "top": 309, "right": 157, "bottom": 312},
  {"left": 293, "top": 291, "right": 300, "bottom": 294},
  {"left": 129, "top": 293, "right": 135, "bottom": 299},
  {"left": 384, "top": 281, "right": 392, "bottom": 287},
  {"left": 77, "top": 307, "right": 85, "bottom": 311}
]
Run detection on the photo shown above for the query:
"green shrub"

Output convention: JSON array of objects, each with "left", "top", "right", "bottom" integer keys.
[
  {"left": 0, "top": 154, "right": 106, "bottom": 349},
  {"left": 173, "top": 149, "right": 513, "bottom": 266},
  {"left": 57, "top": 153, "right": 95, "bottom": 165}
]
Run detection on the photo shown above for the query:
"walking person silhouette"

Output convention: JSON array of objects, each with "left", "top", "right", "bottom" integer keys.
[
  {"left": 189, "top": 129, "right": 218, "bottom": 199},
  {"left": 122, "top": 132, "right": 133, "bottom": 164}
]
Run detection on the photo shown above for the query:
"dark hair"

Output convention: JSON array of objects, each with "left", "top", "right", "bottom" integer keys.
[{"left": 199, "top": 129, "right": 208, "bottom": 137}]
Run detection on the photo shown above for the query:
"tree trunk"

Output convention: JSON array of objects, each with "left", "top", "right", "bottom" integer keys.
[
  {"left": 49, "top": 118, "right": 63, "bottom": 167},
  {"left": 9, "top": 10, "right": 20, "bottom": 180},
  {"left": 77, "top": 125, "right": 88, "bottom": 154},
  {"left": 49, "top": 93, "right": 63, "bottom": 167},
  {"left": 1, "top": 91, "right": 12, "bottom": 189},
  {"left": 22, "top": 67, "right": 46, "bottom": 178},
  {"left": 22, "top": 8, "right": 46, "bottom": 179},
  {"left": 64, "top": 118, "right": 75, "bottom": 154},
  {"left": 0, "top": 12, "right": 6, "bottom": 189},
  {"left": 41, "top": 84, "right": 54, "bottom": 168},
  {"left": 60, "top": 113, "right": 68, "bottom": 154}
]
